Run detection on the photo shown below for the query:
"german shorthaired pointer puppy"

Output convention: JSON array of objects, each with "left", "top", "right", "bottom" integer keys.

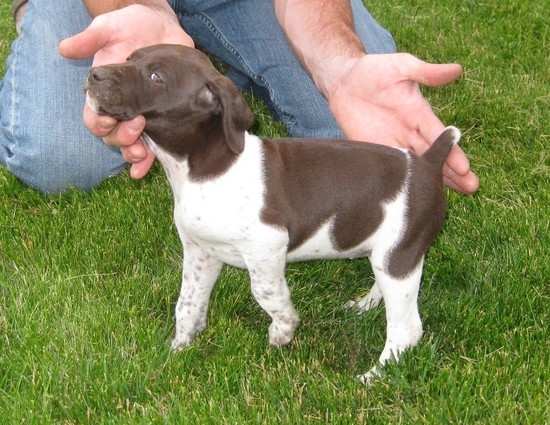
[{"left": 85, "top": 44, "right": 460, "bottom": 383}]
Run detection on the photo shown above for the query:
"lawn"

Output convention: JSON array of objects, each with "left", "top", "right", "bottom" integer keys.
[{"left": 1, "top": 1, "right": 549, "bottom": 423}]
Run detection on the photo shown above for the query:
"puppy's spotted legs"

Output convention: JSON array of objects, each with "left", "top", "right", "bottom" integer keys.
[{"left": 171, "top": 238, "right": 223, "bottom": 351}]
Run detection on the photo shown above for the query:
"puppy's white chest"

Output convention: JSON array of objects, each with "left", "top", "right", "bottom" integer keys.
[
  {"left": 173, "top": 136, "right": 269, "bottom": 266},
  {"left": 178, "top": 183, "right": 252, "bottom": 236}
]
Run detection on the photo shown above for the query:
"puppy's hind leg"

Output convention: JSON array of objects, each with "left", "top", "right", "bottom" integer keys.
[
  {"left": 345, "top": 279, "right": 383, "bottom": 313},
  {"left": 358, "top": 260, "right": 424, "bottom": 384},
  {"left": 243, "top": 246, "right": 300, "bottom": 347}
]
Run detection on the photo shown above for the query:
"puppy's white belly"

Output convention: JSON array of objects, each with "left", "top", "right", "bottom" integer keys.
[
  {"left": 289, "top": 190, "right": 407, "bottom": 263},
  {"left": 287, "top": 220, "right": 368, "bottom": 262},
  {"left": 190, "top": 219, "right": 373, "bottom": 268},
  {"left": 191, "top": 231, "right": 356, "bottom": 269},
  {"left": 287, "top": 220, "right": 371, "bottom": 262},
  {"left": 185, "top": 193, "right": 408, "bottom": 268}
]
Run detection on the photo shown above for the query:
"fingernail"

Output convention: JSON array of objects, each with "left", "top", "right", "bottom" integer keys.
[
  {"left": 99, "top": 118, "right": 115, "bottom": 131},
  {"left": 127, "top": 117, "right": 145, "bottom": 135}
]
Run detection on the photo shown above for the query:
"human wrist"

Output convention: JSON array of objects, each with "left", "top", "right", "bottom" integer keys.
[
  {"left": 312, "top": 55, "right": 362, "bottom": 100},
  {"left": 274, "top": 0, "right": 365, "bottom": 99}
]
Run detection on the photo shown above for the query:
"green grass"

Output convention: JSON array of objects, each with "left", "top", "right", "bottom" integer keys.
[{"left": 1, "top": 1, "right": 549, "bottom": 423}]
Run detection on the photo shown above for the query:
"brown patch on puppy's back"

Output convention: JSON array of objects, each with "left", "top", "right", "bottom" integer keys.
[{"left": 260, "top": 138, "right": 409, "bottom": 252}]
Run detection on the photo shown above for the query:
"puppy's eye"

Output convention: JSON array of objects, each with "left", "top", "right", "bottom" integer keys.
[{"left": 150, "top": 72, "right": 164, "bottom": 84}]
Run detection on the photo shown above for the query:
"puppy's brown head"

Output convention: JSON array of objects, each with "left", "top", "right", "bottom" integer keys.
[{"left": 85, "top": 44, "right": 254, "bottom": 163}]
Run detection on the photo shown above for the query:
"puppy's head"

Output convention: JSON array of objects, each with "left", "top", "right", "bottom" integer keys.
[{"left": 85, "top": 44, "right": 254, "bottom": 158}]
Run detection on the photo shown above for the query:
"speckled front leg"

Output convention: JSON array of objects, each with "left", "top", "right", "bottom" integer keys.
[{"left": 171, "top": 239, "right": 223, "bottom": 351}]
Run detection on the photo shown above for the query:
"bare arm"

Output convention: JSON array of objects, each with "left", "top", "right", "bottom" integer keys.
[{"left": 274, "top": 0, "right": 364, "bottom": 97}]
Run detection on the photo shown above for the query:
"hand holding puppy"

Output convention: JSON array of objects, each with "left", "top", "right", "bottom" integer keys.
[{"left": 59, "top": 4, "right": 194, "bottom": 179}]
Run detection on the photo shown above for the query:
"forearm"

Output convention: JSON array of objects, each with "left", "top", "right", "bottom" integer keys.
[
  {"left": 274, "top": 0, "right": 365, "bottom": 97},
  {"left": 83, "top": 0, "right": 172, "bottom": 17}
]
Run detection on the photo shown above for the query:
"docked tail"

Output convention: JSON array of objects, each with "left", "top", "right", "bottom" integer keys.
[{"left": 422, "top": 126, "right": 461, "bottom": 170}]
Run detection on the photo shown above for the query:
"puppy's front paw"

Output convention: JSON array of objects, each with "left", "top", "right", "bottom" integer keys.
[
  {"left": 269, "top": 329, "right": 294, "bottom": 347},
  {"left": 170, "top": 336, "right": 192, "bottom": 353},
  {"left": 268, "top": 318, "right": 300, "bottom": 347}
]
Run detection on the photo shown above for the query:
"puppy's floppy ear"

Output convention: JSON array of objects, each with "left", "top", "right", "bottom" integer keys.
[{"left": 205, "top": 76, "right": 254, "bottom": 154}]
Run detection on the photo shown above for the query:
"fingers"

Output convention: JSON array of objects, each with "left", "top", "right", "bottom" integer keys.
[
  {"left": 103, "top": 117, "right": 146, "bottom": 147},
  {"left": 421, "top": 62, "right": 462, "bottom": 87},
  {"left": 404, "top": 66, "right": 479, "bottom": 194},
  {"left": 108, "top": 121, "right": 155, "bottom": 178},
  {"left": 121, "top": 139, "right": 149, "bottom": 164},
  {"left": 439, "top": 144, "right": 480, "bottom": 194},
  {"left": 83, "top": 103, "right": 154, "bottom": 178},
  {"left": 129, "top": 149, "right": 157, "bottom": 179},
  {"left": 443, "top": 165, "right": 480, "bottom": 194},
  {"left": 83, "top": 104, "right": 145, "bottom": 145},
  {"left": 116, "top": 130, "right": 157, "bottom": 179},
  {"left": 446, "top": 145, "right": 471, "bottom": 176},
  {"left": 420, "top": 119, "right": 480, "bottom": 194},
  {"left": 411, "top": 107, "right": 479, "bottom": 194},
  {"left": 82, "top": 104, "right": 118, "bottom": 137}
]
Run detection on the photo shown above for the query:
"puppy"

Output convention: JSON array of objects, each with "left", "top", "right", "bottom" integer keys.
[{"left": 85, "top": 44, "right": 460, "bottom": 383}]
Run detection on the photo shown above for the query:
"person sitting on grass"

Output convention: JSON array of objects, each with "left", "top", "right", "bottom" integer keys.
[{"left": 0, "top": 0, "right": 479, "bottom": 195}]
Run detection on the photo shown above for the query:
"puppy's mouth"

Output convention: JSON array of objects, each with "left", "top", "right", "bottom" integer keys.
[
  {"left": 85, "top": 90, "right": 135, "bottom": 121},
  {"left": 85, "top": 91, "right": 102, "bottom": 114}
]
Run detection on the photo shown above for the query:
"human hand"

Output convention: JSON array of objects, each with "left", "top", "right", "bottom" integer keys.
[
  {"left": 328, "top": 53, "right": 479, "bottom": 194},
  {"left": 59, "top": 4, "right": 194, "bottom": 179}
]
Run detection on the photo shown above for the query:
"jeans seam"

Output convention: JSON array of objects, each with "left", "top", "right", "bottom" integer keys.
[{"left": 3, "top": 38, "right": 22, "bottom": 159}]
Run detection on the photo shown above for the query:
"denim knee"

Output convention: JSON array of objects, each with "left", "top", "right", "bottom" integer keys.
[
  {"left": 0, "top": 0, "right": 127, "bottom": 194},
  {"left": 1, "top": 128, "right": 126, "bottom": 194}
]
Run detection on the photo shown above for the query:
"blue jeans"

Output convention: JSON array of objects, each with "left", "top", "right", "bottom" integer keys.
[{"left": 0, "top": 0, "right": 396, "bottom": 193}]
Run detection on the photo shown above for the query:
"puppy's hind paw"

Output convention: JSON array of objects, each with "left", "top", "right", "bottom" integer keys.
[
  {"left": 346, "top": 283, "right": 383, "bottom": 313},
  {"left": 356, "top": 365, "right": 385, "bottom": 386},
  {"left": 268, "top": 318, "right": 300, "bottom": 347},
  {"left": 344, "top": 295, "right": 381, "bottom": 314},
  {"left": 344, "top": 299, "right": 357, "bottom": 309}
]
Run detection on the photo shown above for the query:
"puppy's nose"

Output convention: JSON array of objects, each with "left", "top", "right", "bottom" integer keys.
[{"left": 89, "top": 67, "right": 111, "bottom": 83}]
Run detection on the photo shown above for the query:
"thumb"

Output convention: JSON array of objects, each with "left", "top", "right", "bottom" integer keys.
[
  {"left": 423, "top": 62, "right": 462, "bottom": 87},
  {"left": 59, "top": 19, "right": 113, "bottom": 60},
  {"left": 405, "top": 55, "right": 462, "bottom": 87}
]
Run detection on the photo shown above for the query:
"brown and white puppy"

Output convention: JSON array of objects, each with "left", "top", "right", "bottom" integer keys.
[{"left": 86, "top": 44, "right": 460, "bottom": 383}]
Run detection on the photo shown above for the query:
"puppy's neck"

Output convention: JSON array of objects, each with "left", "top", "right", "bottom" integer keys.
[{"left": 142, "top": 132, "right": 190, "bottom": 199}]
